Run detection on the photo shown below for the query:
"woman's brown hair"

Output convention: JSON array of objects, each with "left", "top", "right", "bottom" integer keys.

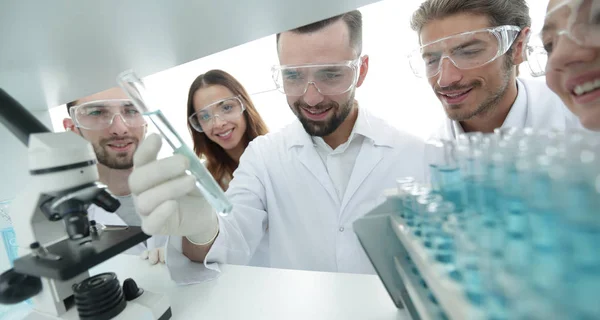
[{"left": 186, "top": 70, "right": 269, "bottom": 189}]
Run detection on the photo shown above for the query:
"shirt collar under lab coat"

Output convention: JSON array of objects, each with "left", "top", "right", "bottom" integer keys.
[
  {"left": 450, "top": 78, "right": 527, "bottom": 137},
  {"left": 288, "top": 104, "right": 393, "bottom": 149}
]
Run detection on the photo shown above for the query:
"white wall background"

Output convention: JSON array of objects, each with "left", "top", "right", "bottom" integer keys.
[{"left": 46, "top": 0, "right": 550, "bottom": 154}]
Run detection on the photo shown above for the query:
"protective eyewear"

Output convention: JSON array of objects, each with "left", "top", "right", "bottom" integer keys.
[
  {"left": 188, "top": 96, "right": 246, "bottom": 133},
  {"left": 70, "top": 99, "right": 146, "bottom": 131},
  {"left": 408, "top": 25, "right": 522, "bottom": 78},
  {"left": 544, "top": 0, "right": 600, "bottom": 49},
  {"left": 271, "top": 58, "right": 362, "bottom": 96},
  {"left": 524, "top": 43, "right": 549, "bottom": 77},
  {"left": 528, "top": 0, "right": 600, "bottom": 76}
]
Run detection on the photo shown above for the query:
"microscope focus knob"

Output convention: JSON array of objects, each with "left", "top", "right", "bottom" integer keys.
[{"left": 123, "top": 278, "right": 144, "bottom": 301}]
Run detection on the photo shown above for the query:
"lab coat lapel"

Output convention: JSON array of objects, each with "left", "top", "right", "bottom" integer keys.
[
  {"left": 294, "top": 142, "right": 341, "bottom": 207},
  {"left": 340, "top": 140, "right": 383, "bottom": 213}
]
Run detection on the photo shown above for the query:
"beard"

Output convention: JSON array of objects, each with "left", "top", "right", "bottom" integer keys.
[
  {"left": 93, "top": 136, "right": 139, "bottom": 170},
  {"left": 292, "top": 94, "right": 354, "bottom": 137},
  {"left": 440, "top": 58, "right": 513, "bottom": 122}
]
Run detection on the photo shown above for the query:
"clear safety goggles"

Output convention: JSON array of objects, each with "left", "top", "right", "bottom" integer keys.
[
  {"left": 526, "top": 0, "right": 600, "bottom": 77},
  {"left": 188, "top": 96, "right": 246, "bottom": 133},
  {"left": 70, "top": 99, "right": 146, "bottom": 131},
  {"left": 271, "top": 58, "right": 362, "bottom": 96},
  {"left": 408, "top": 25, "right": 522, "bottom": 78}
]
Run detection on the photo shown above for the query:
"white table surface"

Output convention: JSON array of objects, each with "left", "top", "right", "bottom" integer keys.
[{"left": 89, "top": 254, "right": 411, "bottom": 320}]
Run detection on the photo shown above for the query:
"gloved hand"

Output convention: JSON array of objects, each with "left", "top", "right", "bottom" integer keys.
[
  {"left": 140, "top": 247, "right": 165, "bottom": 265},
  {"left": 129, "top": 133, "right": 219, "bottom": 245}
]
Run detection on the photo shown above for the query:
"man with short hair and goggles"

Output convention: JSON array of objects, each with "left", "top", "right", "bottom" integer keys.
[
  {"left": 69, "top": 99, "right": 146, "bottom": 130},
  {"left": 408, "top": 25, "right": 521, "bottom": 79},
  {"left": 271, "top": 58, "right": 362, "bottom": 96}
]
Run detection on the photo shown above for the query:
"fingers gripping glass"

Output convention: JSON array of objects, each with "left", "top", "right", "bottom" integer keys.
[
  {"left": 271, "top": 58, "right": 362, "bottom": 96},
  {"left": 117, "top": 70, "right": 232, "bottom": 216},
  {"left": 70, "top": 99, "right": 147, "bottom": 130},
  {"left": 408, "top": 25, "right": 522, "bottom": 78},
  {"left": 189, "top": 96, "right": 246, "bottom": 133}
]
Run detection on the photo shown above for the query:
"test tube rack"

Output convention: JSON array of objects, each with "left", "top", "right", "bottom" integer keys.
[{"left": 354, "top": 189, "right": 483, "bottom": 320}]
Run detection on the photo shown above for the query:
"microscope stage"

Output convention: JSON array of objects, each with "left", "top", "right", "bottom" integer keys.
[{"left": 13, "top": 226, "right": 150, "bottom": 281}]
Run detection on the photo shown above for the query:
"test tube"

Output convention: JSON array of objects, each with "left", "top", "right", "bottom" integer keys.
[
  {"left": 415, "top": 193, "right": 442, "bottom": 240},
  {"left": 424, "top": 138, "right": 443, "bottom": 194},
  {"left": 396, "top": 177, "right": 415, "bottom": 218},
  {"left": 399, "top": 182, "right": 417, "bottom": 220},
  {"left": 117, "top": 70, "right": 233, "bottom": 216},
  {"left": 396, "top": 177, "right": 416, "bottom": 195},
  {"left": 407, "top": 185, "right": 430, "bottom": 228},
  {"left": 437, "top": 140, "right": 465, "bottom": 212},
  {"left": 426, "top": 201, "right": 461, "bottom": 280}
]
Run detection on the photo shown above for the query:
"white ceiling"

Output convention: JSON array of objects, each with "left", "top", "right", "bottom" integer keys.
[{"left": 0, "top": 0, "right": 380, "bottom": 111}]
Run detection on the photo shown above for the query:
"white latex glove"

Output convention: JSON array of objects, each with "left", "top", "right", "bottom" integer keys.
[
  {"left": 129, "top": 133, "right": 219, "bottom": 245},
  {"left": 140, "top": 247, "right": 166, "bottom": 265}
]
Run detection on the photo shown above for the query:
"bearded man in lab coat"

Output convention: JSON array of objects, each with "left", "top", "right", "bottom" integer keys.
[
  {"left": 408, "top": 0, "right": 582, "bottom": 140},
  {"left": 63, "top": 87, "right": 167, "bottom": 264},
  {"left": 128, "top": 10, "right": 426, "bottom": 281}
]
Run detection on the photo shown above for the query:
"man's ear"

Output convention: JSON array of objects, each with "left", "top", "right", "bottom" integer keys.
[
  {"left": 63, "top": 118, "right": 76, "bottom": 132},
  {"left": 356, "top": 55, "right": 369, "bottom": 88},
  {"left": 512, "top": 27, "right": 531, "bottom": 65}
]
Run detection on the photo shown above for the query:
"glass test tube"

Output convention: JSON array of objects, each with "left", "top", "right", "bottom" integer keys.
[{"left": 117, "top": 70, "right": 233, "bottom": 216}]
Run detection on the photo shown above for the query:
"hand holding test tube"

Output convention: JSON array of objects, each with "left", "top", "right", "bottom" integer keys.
[{"left": 117, "top": 70, "right": 233, "bottom": 216}]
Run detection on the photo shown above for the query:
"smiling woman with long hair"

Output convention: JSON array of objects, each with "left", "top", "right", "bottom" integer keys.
[{"left": 186, "top": 70, "right": 269, "bottom": 188}]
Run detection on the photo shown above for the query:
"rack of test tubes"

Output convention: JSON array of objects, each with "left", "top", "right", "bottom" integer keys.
[{"left": 387, "top": 128, "right": 600, "bottom": 320}]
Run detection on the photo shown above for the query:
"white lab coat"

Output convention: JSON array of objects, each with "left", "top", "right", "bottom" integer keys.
[
  {"left": 433, "top": 77, "right": 583, "bottom": 140},
  {"left": 166, "top": 107, "right": 426, "bottom": 280},
  {"left": 87, "top": 204, "right": 167, "bottom": 255}
]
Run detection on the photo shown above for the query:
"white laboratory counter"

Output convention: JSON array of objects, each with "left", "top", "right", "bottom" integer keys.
[{"left": 88, "top": 254, "right": 411, "bottom": 320}]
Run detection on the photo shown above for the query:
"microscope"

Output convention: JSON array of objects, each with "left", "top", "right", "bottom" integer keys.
[{"left": 0, "top": 89, "right": 172, "bottom": 320}]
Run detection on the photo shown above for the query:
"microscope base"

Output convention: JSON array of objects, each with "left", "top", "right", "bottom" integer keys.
[{"left": 22, "top": 290, "right": 171, "bottom": 320}]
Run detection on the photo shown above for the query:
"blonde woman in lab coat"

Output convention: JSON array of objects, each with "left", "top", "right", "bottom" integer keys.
[
  {"left": 542, "top": 0, "right": 600, "bottom": 131},
  {"left": 185, "top": 69, "right": 270, "bottom": 266},
  {"left": 64, "top": 87, "right": 167, "bottom": 264},
  {"left": 409, "top": 0, "right": 582, "bottom": 140}
]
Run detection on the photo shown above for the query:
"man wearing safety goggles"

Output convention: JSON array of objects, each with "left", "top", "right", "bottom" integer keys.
[
  {"left": 540, "top": 0, "right": 600, "bottom": 131},
  {"left": 410, "top": 0, "right": 580, "bottom": 140},
  {"left": 129, "top": 10, "right": 426, "bottom": 277},
  {"left": 63, "top": 87, "right": 166, "bottom": 265}
]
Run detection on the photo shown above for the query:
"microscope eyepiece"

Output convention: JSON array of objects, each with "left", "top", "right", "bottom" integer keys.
[{"left": 92, "top": 189, "right": 121, "bottom": 213}]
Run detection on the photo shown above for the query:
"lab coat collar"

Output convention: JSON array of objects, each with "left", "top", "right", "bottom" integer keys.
[
  {"left": 449, "top": 78, "right": 527, "bottom": 138},
  {"left": 501, "top": 78, "right": 528, "bottom": 128},
  {"left": 287, "top": 105, "right": 391, "bottom": 208},
  {"left": 288, "top": 104, "right": 393, "bottom": 149}
]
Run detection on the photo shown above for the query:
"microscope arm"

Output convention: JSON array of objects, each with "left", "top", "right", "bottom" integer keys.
[{"left": 0, "top": 88, "right": 50, "bottom": 146}]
